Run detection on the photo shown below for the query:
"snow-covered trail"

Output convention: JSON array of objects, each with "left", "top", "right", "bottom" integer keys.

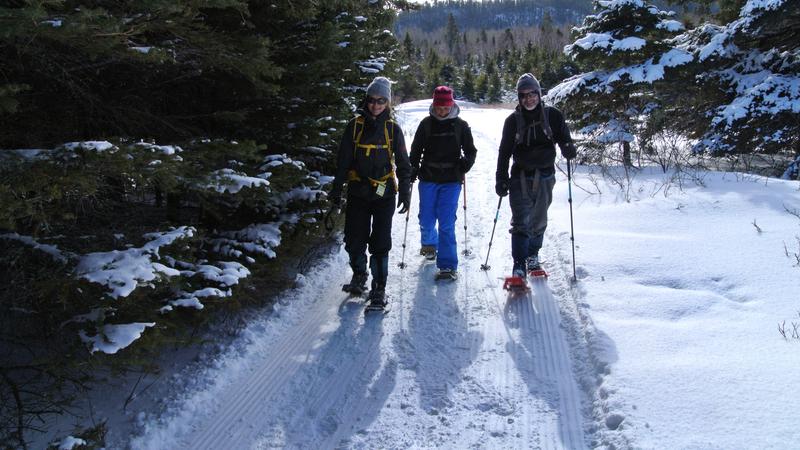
[{"left": 130, "top": 101, "right": 591, "bottom": 449}]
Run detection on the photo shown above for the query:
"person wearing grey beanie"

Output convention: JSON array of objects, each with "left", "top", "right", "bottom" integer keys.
[
  {"left": 515, "top": 73, "right": 542, "bottom": 97},
  {"left": 495, "top": 72, "right": 578, "bottom": 281},
  {"left": 366, "top": 76, "right": 392, "bottom": 102},
  {"left": 328, "top": 75, "right": 411, "bottom": 312}
]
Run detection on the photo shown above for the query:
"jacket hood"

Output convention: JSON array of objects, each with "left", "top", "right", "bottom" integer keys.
[{"left": 429, "top": 103, "right": 460, "bottom": 121}]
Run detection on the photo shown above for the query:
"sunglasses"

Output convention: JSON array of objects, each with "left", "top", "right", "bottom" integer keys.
[
  {"left": 518, "top": 91, "right": 539, "bottom": 100},
  {"left": 366, "top": 97, "right": 388, "bottom": 105}
]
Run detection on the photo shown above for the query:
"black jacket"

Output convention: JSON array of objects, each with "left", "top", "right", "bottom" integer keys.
[
  {"left": 410, "top": 109, "right": 477, "bottom": 184},
  {"left": 331, "top": 108, "right": 412, "bottom": 201},
  {"left": 496, "top": 104, "right": 572, "bottom": 182}
]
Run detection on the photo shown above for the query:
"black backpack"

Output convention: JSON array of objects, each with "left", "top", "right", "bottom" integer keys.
[
  {"left": 514, "top": 106, "right": 553, "bottom": 146},
  {"left": 421, "top": 116, "right": 464, "bottom": 150}
]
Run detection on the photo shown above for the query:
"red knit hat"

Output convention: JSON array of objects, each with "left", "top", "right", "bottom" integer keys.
[{"left": 432, "top": 86, "right": 455, "bottom": 107}]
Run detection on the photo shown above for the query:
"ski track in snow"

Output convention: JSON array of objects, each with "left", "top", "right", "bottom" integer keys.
[{"left": 130, "top": 102, "right": 593, "bottom": 449}]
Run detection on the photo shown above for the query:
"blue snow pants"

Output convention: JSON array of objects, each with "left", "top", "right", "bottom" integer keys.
[{"left": 417, "top": 180, "right": 462, "bottom": 270}]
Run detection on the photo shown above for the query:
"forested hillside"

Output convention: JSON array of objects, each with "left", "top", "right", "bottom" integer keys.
[
  {"left": 396, "top": 0, "right": 590, "bottom": 32},
  {"left": 395, "top": 3, "right": 577, "bottom": 103}
]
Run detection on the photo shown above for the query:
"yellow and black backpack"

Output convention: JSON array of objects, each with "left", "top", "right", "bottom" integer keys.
[{"left": 347, "top": 116, "right": 397, "bottom": 197}]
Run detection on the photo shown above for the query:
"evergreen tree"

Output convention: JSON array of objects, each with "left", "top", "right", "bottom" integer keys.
[
  {"left": 488, "top": 71, "right": 503, "bottom": 103},
  {"left": 440, "top": 61, "right": 457, "bottom": 85},
  {"left": 475, "top": 73, "right": 489, "bottom": 102},
  {"left": 403, "top": 31, "right": 416, "bottom": 59},
  {"left": 672, "top": 0, "right": 800, "bottom": 155},
  {"left": 462, "top": 65, "right": 476, "bottom": 101},
  {"left": 445, "top": 12, "right": 460, "bottom": 51},
  {"left": 548, "top": 0, "right": 689, "bottom": 166},
  {"left": 0, "top": 0, "right": 402, "bottom": 150},
  {"left": 0, "top": 2, "right": 406, "bottom": 446}
]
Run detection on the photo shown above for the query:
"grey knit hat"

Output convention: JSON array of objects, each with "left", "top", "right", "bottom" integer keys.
[
  {"left": 516, "top": 73, "right": 542, "bottom": 95},
  {"left": 366, "top": 76, "right": 392, "bottom": 101}
]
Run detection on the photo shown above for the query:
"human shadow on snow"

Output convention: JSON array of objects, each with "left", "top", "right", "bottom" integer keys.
[
  {"left": 267, "top": 295, "right": 396, "bottom": 448},
  {"left": 394, "top": 262, "right": 482, "bottom": 420}
]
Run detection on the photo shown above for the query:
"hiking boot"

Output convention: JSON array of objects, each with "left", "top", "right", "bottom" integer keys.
[
  {"left": 435, "top": 268, "right": 458, "bottom": 281},
  {"left": 420, "top": 245, "right": 436, "bottom": 260},
  {"left": 367, "top": 286, "right": 387, "bottom": 309},
  {"left": 526, "top": 255, "right": 541, "bottom": 271},
  {"left": 342, "top": 271, "right": 368, "bottom": 295},
  {"left": 512, "top": 260, "right": 527, "bottom": 278}
]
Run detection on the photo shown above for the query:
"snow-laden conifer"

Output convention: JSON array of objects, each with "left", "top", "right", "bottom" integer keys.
[
  {"left": 675, "top": 0, "right": 799, "bottom": 156},
  {"left": 549, "top": 0, "right": 689, "bottom": 166}
]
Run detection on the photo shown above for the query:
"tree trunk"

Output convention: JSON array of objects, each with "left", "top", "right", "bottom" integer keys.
[{"left": 622, "top": 140, "right": 633, "bottom": 167}]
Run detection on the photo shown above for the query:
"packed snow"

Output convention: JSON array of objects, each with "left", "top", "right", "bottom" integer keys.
[{"left": 46, "top": 102, "right": 799, "bottom": 448}]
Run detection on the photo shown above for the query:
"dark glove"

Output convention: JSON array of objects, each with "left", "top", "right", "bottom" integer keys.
[
  {"left": 560, "top": 142, "right": 577, "bottom": 160},
  {"left": 495, "top": 179, "right": 509, "bottom": 197},
  {"left": 397, "top": 190, "right": 410, "bottom": 214},
  {"left": 459, "top": 157, "right": 471, "bottom": 173}
]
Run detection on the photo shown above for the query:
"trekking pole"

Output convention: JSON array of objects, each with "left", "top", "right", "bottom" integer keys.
[
  {"left": 567, "top": 159, "right": 577, "bottom": 282},
  {"left": 461, "top": 176, "right": 471, "bottom": 256},
  {"left": 398, "top": 182, "right": 414, "bottom": 269},
  {"left": 480, "top": 196, "right": 503, "bottom": 271}
]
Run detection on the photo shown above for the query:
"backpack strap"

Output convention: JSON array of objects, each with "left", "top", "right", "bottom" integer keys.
[
  {"left": 541, "top": 105, "right": 554, "bottom": 141},
  {"left": 348, "top": 116, "right": 397, "bottom": 192},
  {"left": 514, "top": 108, "right": 553, "bottom": 146}
]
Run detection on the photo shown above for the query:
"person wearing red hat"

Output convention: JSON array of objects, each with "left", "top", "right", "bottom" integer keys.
[{"left": 409, "top": 86, "right": 478, "bottom": 280}]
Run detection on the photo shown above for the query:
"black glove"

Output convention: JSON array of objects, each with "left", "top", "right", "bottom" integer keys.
[
  {"left": 397, "top": 190, "right": 410, "bottom": 214},
  {"left": 459, "top": 157, "right": 470, "bottom": 173},
  {"left": 560, "top": 142, "right": 577, "bottom": 160},
  {"left": 495, "top": 179, "right": 509, "bottom": 197}
]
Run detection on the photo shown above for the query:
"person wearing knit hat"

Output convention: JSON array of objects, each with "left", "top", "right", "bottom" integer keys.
[
  {"left": 328, "top": 75, "right": 412, "bottom": 310},
  {"left": 495, "top": 73, "right": 578, "bottom": 279},
  {"left": 409, "top": 86, "right": 478, "bottom": 280},
  {"left": 366, "top": 76, "right": 392, "bottom": 102},
  {"left": 515, "top": 73, "right": 542, "bottom": 97}
]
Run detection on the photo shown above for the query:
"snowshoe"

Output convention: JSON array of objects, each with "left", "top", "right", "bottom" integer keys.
[
  {"left": 528, "top": 268, "right": 548, "bottom": 278},
  {"left": 365, "top": 288, "right": 389, "bottom": 314},
  {"left": 420, "top": 245, "right": 436, "bottom": 261},
  {"left": 434, "top": 268, "right": 458, "bottom": 281},
  {"left": 503, "top": 261, "right": 530, "bottom": 292},
  {"left": 342, "top": 272, "right": 368, "bottom": 296},
  {"left": 503, "top": 276, "right": 530, "bottom": 292},
  {"left": 526, "top": 255, "right": 547, "bottom": 278}
]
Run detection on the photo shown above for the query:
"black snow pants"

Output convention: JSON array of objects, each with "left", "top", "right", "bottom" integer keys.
[{"left": 344, "top": 192, "right": 395, "bottom": 289}]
